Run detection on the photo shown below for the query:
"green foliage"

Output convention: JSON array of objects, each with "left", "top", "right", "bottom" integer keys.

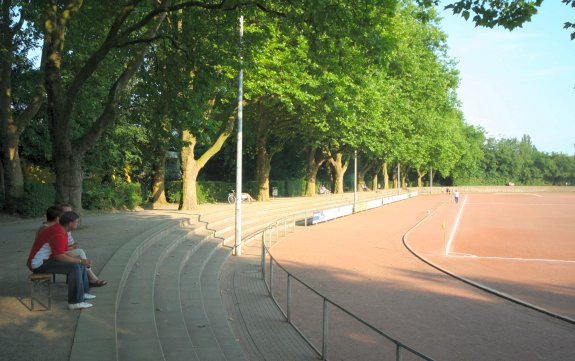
[
  {"left": 196, "top": 181, "right": 231, "bottom": 203},
  {"left": 18, "top": 183, "right": 56, "bottom": 218},
  {"left": 451, "top": 134, "right": 575, "bottom": 186},
  {"left": 166, "top": 181, "right": 182, "bottom": 204},
  {"left": 165, "top": 180, "right": 308, "bottom": 203},
  {"left": 443, "top": 0, "right": 543, "bottom": 31},
  {"left": 120, "top": 183, "right": 144, "bottom": 209},
  {"left": 269, "top": 179, "right": 306, "bottom": 197},
  {"left": 83, "top": 182, "right": 143, "bottom": 210},
  {"left": 5, "top": 0, "right": 575, "bottom": 217},
  {"left": 166, "top": 181, "right": 234, "bottom": 204}
]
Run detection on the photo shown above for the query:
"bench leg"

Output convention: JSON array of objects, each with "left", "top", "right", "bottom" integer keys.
[{"left": 30, "top": 278, "right": 52, "bottom": 311}]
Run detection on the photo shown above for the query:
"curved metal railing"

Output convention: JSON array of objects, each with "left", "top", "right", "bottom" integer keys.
[{"left": 242, "top": 209, "right": 435, "bottom": 361}]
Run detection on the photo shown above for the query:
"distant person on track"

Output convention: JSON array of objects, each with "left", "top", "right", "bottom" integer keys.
[{"left": 454, "top": 190, "right": 460, "bottom": 204}]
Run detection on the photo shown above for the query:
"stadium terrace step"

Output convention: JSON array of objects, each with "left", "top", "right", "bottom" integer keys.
[
  {"left": 70, "top": 192, "right": 398, "bottom": 361},
  {"left": 70, "top": 219, "right": 183, "bottom": 361},
  {"left": 154, "top": 233, "right": 208, "bottom": 361},
  {"left": 117, "top": 226, "right": 197, "bottom": 361}
]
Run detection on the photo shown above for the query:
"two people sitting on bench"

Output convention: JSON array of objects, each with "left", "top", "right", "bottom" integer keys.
[
  {"left": 37, "top": 205, "right": 107, "bottom": 288},
  {"left": 318, "top": 184, "right": 330, "bottom": 195},
  {"left": 27, "top": 210, "right": 96, "bottom": 310}
]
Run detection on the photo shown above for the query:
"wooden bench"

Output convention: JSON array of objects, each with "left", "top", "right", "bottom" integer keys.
[{"left": 29, "top": 273, "right": 52, "bottom": 311}]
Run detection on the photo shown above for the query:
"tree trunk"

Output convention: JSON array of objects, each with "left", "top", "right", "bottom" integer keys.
[
  {"left": 358, "top": 160, "right": 375, "bottom": 189},
  {"left": 329, "top": 152, "right": 349, "bottom": 194},
  {"left": 54, "top": 154, "right": 84, "bottom": 211},
  {"left": 255, "top": 137, "right": 272, "bottom": 202},
  {"left": 254, "top": 103, "right": 271, "bottom": 202},
  {"left": 150, "top": 149, "right": 168, "bottom": 206},
  {"left": 0, "top": 5, "right": 45, "bottom": 213},
  {"left": 149, "top": 71, "right": 172, "bottom": 207},
  {"left": 304, "top": 146, "right": 326, "bottom": 196},
  {"left": 44, "top": 3, "right": 167, "bottom": 210},
  {"left": 402, "top": 165, "right": 409, "bottom": 188},
  {"left": 383, "top": 161, "right": 389, "bottom": 189},
  {"left": 179, "top": 129, "right": 199, "bottom": 210},
  {"left": 0, "top": 133, "right": 24, "bottom": 212},
  {"left": 0, "top": 159, "right": 4, "bottom": 201},
  {"left": 179, "top": 107, "right": 236, "bottom": 210},
  {"left": 416, "top": 167, "right": 427, "bottom": 188},
  {"left": 371, "top": 173, "right": 378, "bottom": 191}
]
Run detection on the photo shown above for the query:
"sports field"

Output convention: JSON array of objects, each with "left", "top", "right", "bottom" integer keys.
[
  {"left": 408, "top": 192, "right": 575, "bottom": 322},
  {"left": 270, "top": 193, "right": 575, "bottom": 361}
]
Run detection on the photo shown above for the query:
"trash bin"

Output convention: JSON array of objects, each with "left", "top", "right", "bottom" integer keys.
[{"left": 272, "top": 187, "right": 278, "bottom": 197}]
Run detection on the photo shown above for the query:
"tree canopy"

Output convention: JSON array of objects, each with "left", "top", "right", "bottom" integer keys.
[{"left": 0, "top": 0, "right": 573, "bottom": 215}]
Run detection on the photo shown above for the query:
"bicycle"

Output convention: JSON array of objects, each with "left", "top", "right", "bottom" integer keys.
[{"left": 227, "top": 190, "right": 236, "bottom": 204}]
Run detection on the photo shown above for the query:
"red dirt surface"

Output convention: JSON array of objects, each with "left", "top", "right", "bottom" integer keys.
[{"left": 270, "top": 193, "right": 575, "bottom": 361}]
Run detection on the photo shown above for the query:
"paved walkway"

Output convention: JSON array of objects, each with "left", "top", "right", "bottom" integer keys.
[{"left": 0, "top": 208, "right": 188, "bottom": 361}]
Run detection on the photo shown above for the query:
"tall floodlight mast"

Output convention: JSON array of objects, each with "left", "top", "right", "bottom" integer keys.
[{"left": 235, "top": 15, "right": 244, "bottom": 256}]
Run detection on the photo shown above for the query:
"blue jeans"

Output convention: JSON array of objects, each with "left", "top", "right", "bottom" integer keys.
[{"left": 34, "top": 260, "right": 90, "bottom": 304}]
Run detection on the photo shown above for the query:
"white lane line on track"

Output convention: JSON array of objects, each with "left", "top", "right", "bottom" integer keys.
[
  {"left": 494, "top": 193, "right": 544, "bottom": 197},
  {"left": 445, "top": 194, "right": 468, "bottom": 256},
  {"left": 446, "top": 254, "right": 575, "bottom": 264}
]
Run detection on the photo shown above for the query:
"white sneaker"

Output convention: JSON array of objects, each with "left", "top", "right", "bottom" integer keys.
[
  {"left": 84, "top": 293, "right": 96, "bottom": 300},
  {"left": 68, "top": 302, "right": 93, "bottom": 310}
]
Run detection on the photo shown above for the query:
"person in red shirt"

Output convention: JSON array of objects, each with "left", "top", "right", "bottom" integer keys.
[{"left": 27, "top": 211, "right": 95, "bottom": 310}]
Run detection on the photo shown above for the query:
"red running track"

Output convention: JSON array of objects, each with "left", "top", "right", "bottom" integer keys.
[{"left": 270, "top": 193, "right": 575, "bottom": 361}]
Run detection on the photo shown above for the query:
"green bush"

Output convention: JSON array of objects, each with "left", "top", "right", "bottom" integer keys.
[
  {"left": 285, "top": 178, "right": 306, "bottom": 196},
  {"left": 83, "top": 182, "right": 115, "bottom": 210},
  {"left": 163, "top": 179, "right": 309, "bottom": 205},
  {"left": 117, "top": 183, "right": 143, "bottom": 209},
  {"left": 165, "top": 181, "right": 182, "bottom": 204},
  {"left": 198, "top": 181, "right": 233, "bottom": 203},
  {"left": 269, "top": 179, "right": 306, "bottom": 197},
  {"left": 19, "top": 183, "right": 55, "bottom": 217},
  {"left": 83, "top": 181, "right": 143, "bottom": 210}
]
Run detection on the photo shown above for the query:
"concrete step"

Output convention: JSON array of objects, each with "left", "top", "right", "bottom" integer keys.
[
  {"left": 70, "top": 192, "right": 401, "bottom": 361},
  {"left": 200, "top": 246, "right": 246, "bottom": 361},
  {"left": 116, "top": 226, "right": 195, "bottom": 361},
  {"left": 179, "top": 239, "right": 225, "bottom": 361},
  {"left": 70, "top": 218, "right": 182, "bottom": 361},
  {"left": 154, "top": 232, "right": 209, "bottom": 361}
]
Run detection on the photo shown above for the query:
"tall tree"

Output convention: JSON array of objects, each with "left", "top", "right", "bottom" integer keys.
[
  {"left": 42, "top": 0, "right": 228, "bottom": 210},
  {"left": 0, "top": 0, "right": 45, "bottom": 212}
]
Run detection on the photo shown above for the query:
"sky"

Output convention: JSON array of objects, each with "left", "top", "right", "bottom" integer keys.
[{"left": 438, "top": 1, "right": 575, "bottom": 155}]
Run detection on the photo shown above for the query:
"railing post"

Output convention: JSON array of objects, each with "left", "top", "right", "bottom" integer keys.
[
  {"left": 322, "top": 299, "right": 329, "bottom": 360},
  {"left": 287, "top": 275, "right": 292, "bottom": 322},
  {"left": 269, "top": 258, "right": 274, "bottom": 294},
  {"left": 261, "top": 232, "right": 266, "bottom": 280},
  {"left": 275, "top": 223, "right": 279, "bottom": 243},
  {"left": 305, "top": 210, "right": 308, "bottom": 227},
  {"left": 396, "top": 343, "right": 403, "bottom": 361}
]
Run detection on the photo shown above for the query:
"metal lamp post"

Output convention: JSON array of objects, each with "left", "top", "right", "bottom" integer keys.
[{"left": 235, "top": 16, "right": 244, "bottom": 256}]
